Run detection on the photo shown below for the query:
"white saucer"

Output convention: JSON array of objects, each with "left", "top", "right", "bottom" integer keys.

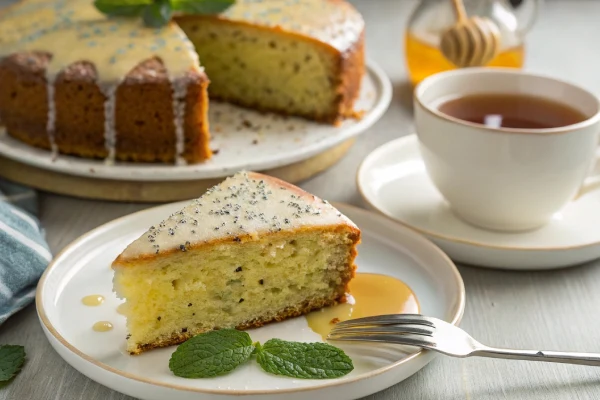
[
  {"left": 36, "top": 202, "right": 464, "bottom": 400},
  {"left": 0, "top": 61, "right": 391, "bottom": 181},
  {"left": 357, "top": 134, "right": 600, "bottom": 270}
]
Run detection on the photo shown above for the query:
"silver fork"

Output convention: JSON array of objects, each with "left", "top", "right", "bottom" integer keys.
[{"left": 327, "top": 314, "right": 600, "bottom": 366}]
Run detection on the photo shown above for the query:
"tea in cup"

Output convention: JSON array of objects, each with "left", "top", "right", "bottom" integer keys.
[{"left": 414, "top": 68, "right": 600, "bottom": 231}]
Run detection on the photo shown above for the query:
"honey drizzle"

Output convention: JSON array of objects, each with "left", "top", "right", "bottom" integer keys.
[
  {"left": 306, "top": 273, "right": 419, "bottom": 339},
  {"left": 81, "top": 294, "right": 105, "bottom": 306},
  {"left": 92, "top": 321, "right": 113, "bottom": 332},
  {"left": 116, "top": 303, "right": 127, "bottom": 315}
]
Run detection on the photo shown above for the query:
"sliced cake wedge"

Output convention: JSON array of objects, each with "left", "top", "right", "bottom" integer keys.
[{"left": 112, "top": 171, "right": 361, "bottom": 354}]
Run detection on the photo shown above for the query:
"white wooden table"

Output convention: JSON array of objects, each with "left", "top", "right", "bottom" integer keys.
[{"left": 3, "top": 1, "right": 600, "bottom": 399}]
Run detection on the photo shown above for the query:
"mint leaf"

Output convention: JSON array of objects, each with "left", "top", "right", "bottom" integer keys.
[
  {"left": 95, "top": 0, "right": 235, "bottom": 27},
  {"left": 143, "top": 0, "right": 172, "bottom": 28},
  {"left": 169, "top": 329, "right": 254, "bottom": 378},
  {"left": 0, "top": 345, "right": 25, "bottom": 382},
  {"left": 94, "top": 0, "right": 151, "bottom": 16},
  {"left": 171, "top": 0, "right": 235, "bottom": 14},
  {"left": 256, "top": 339, "right": 353, "bottom": 379}
]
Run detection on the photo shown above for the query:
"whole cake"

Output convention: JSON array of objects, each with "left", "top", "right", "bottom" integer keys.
[
  {"left": 0, "top": 0, "right": 365, "bottom": 164},
  {"left": 112, "top": 171, "right": 361, "bottom": 354}
]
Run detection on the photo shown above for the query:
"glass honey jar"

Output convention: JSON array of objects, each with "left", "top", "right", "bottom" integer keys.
[{"left": 405, "top": 0, "right": 540, "bottom": 86}]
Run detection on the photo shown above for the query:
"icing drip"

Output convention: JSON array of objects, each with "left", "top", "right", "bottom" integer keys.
[
  {"left": 171, "top": 77, "right": 188, "bottom": 166},
  {"left": 101, "top": 84, "right": 118, "bottom": 164},
  {"left": 45, "top": 76, "right": 58, "bottom": 157}
]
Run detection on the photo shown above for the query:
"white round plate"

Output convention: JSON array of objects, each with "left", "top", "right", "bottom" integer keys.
[
  {"left": 0, "top": 61, "right": 390, "bottom": 181},
  {"left": 36, "top": 203, "right": 464, "bottom": 400},
  {"left": 357, "top": 134, "right": 600, "bottom": 270}
]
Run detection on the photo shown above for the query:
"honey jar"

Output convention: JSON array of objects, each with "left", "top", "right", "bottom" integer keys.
[{"left": 405, "top": 0, "right": 539, "bottom": 86}]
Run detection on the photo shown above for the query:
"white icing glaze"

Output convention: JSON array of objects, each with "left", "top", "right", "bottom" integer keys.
[
  {"left": 171, "top": 77, "right": 188, "bottom": 166},
  {"left": 100, "top": 84, "right": 117, "bottom": 164},
  {"left": 117, "top": 171, "right": 358, "bottom": 261},
  {"left": 0, "top": 0, "right": 200, "bottom": 84},
  {"left": 45, "top": 76, "right": 57, "bottom": 156}
]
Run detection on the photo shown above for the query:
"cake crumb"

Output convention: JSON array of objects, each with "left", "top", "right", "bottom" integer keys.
[
  {"left": 348, "top": 109, "right": 366, "bottom": 120},
  {"left": 242, "top": 119, "right": 252, "bottom": 128},
  {"left": 330, "top": 318, "right": 340, "bottom": 325},
  {"left": 212, "top": 149, "right": 220, "bottom": 155},
  {"left": 252, "top": 139, "right": 259, "bottom": 145}
]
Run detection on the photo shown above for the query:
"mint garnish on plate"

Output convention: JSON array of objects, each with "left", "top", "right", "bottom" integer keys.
[
  {"left": 169, "top": 329, "right": 254, "bottom": 378},
  {"left": 168, "top": 329, "right": 354, "bottom": 379},
  {"left": 0, "top": 345, "right": 25, "bottom": 384},
  {"left": 94, "top": 0, "right": 235, "bottom": 28},
  {"left": 256, "top": 339, "right": 354, "bottom": 379}
]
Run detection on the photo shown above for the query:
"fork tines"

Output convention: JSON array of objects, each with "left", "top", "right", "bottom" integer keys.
[
  {"left": 327, "top": 314, "right": 437, "bottom": 346},
  {"left": 331, "top": 314, "right": 436, "bottom": 328}
]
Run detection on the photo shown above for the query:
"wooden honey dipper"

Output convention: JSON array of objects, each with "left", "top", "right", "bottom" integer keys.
[{"left": 440, "top": 0, "right": 502, "bottom": 68}]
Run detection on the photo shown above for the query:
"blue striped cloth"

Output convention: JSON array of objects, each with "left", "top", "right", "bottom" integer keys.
[{"left": 0, "top": 181, "right": 51, "bottom": 324}]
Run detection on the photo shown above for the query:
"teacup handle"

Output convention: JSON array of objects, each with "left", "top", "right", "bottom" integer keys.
[{"left": 575, "top": 146, "right": 600, "bottom": 199}]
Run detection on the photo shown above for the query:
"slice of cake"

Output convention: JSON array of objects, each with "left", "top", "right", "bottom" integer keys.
[{"left": 112, "top": 171, "right": 361, "bottom": 354}]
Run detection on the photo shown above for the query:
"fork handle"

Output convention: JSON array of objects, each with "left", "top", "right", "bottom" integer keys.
[{"left": 473, "top": 347, "right": 600, "bottom": 366}]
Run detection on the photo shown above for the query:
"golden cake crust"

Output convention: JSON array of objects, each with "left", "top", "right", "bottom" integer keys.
[{"left": 0, "top": 53, "right": 211, "bottom": 163}]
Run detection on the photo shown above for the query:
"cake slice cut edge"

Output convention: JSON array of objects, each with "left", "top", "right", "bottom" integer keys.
[{"left": 112, "top": 171, "right": 361, "bottom": 354}]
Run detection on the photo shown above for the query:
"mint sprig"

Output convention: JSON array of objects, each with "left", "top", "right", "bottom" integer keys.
[
  {"left": 169, "top": 329, "right": 354, "bottom": 380},
  {"left": 94, "top": 0, "right": 235, "bottom": 27},
  {"left": 142, "top": 0, "right": 173, "bottom": 28},
  {"left": 0, "top": 345, "right": 25, "bottom": 383},
  {"left": 169, "top": 329, "right": 254, "bottom": 378},
  {"left": 171, "top": 0, "right": 234, "bottom": 14},
  {"left": 94, "top": 0, "right": 152, "bottom": 17},
  {"left": 256, "top": 339, "right": 354, "bottom": 379}
]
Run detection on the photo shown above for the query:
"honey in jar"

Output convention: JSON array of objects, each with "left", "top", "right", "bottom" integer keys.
[{"left": 405, "top": 0, "right": 539, "bottom": 86}]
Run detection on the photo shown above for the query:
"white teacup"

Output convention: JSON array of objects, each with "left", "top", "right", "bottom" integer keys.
[{"left": 414, "top": 68, "right": 600, "bottom": 232}]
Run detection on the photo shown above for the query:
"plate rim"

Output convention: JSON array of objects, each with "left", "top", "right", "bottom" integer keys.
[
  {"left": 2, "top": 60, "right": 392, "bottom": 182},
  {"left": 357, "top": 134, "right": 600, "bottom": 252},
  {"left": 35, "top": 202, "right": 465, "bottom": 396}
]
